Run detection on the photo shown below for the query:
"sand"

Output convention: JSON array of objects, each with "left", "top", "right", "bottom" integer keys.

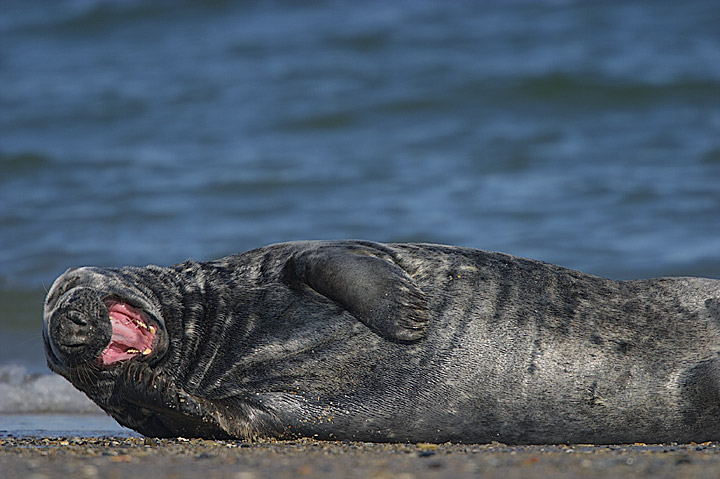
[{"left": 2, "top": 437, "right": 720, "bottom": 479}]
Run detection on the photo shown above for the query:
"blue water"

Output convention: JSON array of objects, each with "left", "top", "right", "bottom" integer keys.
[{"left": 1, "top": 0, "right": 719, "bottom": 432}]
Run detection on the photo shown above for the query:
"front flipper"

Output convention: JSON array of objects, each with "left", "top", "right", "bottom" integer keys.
[{"left": 285, "top": 244, "right": 429, "bottom": 341}]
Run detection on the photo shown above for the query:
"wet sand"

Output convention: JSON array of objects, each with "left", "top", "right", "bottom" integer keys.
[{"left": 2, "top": 437, "right": 719, "bottom": 479}]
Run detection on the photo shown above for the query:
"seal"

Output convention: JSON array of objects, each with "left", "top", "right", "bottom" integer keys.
[{"left": 42, "top": 240, "right": 720, "bottom": 444}]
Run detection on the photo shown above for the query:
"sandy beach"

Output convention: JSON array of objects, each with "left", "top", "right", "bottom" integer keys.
[{"left": 2, "top": 437, "right": 720, "bottom": 479}]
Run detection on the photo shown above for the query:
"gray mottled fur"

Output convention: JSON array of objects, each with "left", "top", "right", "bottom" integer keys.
[{"left": 43, "top": 240, "right": 720, "bottom": 444}]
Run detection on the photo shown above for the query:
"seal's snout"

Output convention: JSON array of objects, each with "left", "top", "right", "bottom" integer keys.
[{"left": 48, "top": 287, "right": 112, "bottom": 367}]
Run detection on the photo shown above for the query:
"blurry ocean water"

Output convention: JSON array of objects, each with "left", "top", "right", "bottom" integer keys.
[{"left": 1, "top": 0, "right": 719, "bottom": 435}]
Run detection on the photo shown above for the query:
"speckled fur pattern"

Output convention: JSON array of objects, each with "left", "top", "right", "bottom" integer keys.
[{"left": 43, "top": 240, "right": 720, "bottom": 444}]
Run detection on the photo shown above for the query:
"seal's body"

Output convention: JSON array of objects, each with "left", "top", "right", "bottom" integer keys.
[{"left": 43, "top": 241, "right": 720, "bottom": 444}]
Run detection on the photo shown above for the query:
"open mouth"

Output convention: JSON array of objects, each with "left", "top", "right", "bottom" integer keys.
[{"left": 100, "top": 302, "right": 157, "bottom": 366}]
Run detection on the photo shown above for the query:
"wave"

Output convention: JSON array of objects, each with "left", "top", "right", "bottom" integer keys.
[
  {"left": 0, "top": 151, "right": 53, "bottom": 177},
  {"left": 2, "top": 0, "right": 165, "bottom": 34},
  {"left": 455, "top": 72, "right": 720, "bottom": 110},
  {"left": 1, "top": 0, "right": 243, "bottom": 35},
  {"left": 0, "top": 364, "right": 102, "bottom": 414}
]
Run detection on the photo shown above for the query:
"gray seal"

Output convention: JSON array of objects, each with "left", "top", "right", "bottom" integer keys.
[{"left": 42, "top": 240, "right": 720, "bottom": 444}]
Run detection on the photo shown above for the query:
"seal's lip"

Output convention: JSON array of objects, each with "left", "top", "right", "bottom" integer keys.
[{"left": 99, "top": 301, "right": 160, "bottom": 366}]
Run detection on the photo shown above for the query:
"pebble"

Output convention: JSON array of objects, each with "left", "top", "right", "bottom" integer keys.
[{"left": 2, "top": 437, "right": 720, "bottom": 479}]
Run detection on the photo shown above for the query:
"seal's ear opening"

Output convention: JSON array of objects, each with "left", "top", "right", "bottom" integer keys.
[{"left": 47, "top": 287, "right": 112, "bottom": 367}]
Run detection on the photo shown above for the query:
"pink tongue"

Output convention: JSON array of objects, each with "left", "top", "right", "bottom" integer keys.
[{"left": 101, "top": 303, "right": 155, "bottom": 366}]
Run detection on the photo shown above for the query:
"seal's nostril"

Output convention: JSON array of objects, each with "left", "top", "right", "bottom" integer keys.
[{"left": 68, "top": 310, "right": 88, "bottom": 326}]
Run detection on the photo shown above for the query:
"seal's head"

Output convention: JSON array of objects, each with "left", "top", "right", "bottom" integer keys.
[{"left": 43, "top": 267, "right": 166, "bottom": 378}]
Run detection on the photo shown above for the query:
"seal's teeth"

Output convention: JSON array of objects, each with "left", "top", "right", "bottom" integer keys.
[
  {"left": 142, "top": 348, "right": 152, "bottom": 355},
  {"left": 149, "top": 325, "right": 156, "bottom": 334},
  {"left": 126, "top": 348, "right": 140, "bottom": 354}
]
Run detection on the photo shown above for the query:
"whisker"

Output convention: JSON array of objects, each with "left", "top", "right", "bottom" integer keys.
[{"left": 14, "top": 333, "right": 45, "bottom": 348}]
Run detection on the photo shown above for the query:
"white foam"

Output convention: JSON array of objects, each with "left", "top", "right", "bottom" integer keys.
[{"left": 0, "top": 364, "right": 103, "bottom": 414}]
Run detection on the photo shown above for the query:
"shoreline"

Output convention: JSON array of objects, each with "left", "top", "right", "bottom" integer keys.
[{"left": 2, "top": 437, "right": 719, "bottom": 479}]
